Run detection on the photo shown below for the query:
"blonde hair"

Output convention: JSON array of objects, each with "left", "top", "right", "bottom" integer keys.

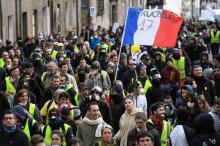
[{"left": 198, "top": 95, "right": 210, "bottom": 112}]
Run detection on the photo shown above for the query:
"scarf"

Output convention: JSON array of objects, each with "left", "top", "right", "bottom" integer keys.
[
  {"left": 83, "top": 116, "right": 104, "bottom": 137},
  {"left": 3, "top": 125, "right": 17, "bottom": 133},
  {"left": 98, "top": 139, "right": 114, "bottom": 146},
  {"left": 150, "top": 114, "right": 163, "bottom": 134}
]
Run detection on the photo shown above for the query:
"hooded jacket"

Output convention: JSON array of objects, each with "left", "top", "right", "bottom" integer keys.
[
  {"left": 192, "top": 74, "right": 216, "bottom": 105},
  {"left": 191, "top": 113, "right": 220, "bottom": 146},
  {"left": 12, "top": 105, "right": 39, "bottom": 137},
  {"left": 110, "top": 94, "right": 125, "bottom": 133}
]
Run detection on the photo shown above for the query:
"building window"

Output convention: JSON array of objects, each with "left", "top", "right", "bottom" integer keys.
[
  {"left": 111, "top": 5, "right": 117, "bottom": 24},
  {"left": 8, "top": 15, "right": 13, "bottom": 42},
  {"left": 33, "top": 9, "right": 38, "bottom": 37},
  {"left": 132, "top": 0, "right": 135, "bottom": 7},
  {"left": 56, "top": 4, "right": 61, "bottom": 33},
  {"left": 97, "top": 0, "right": 104, "bottom": 16},
  {"left": 65, "top": 3, "right": 69, "bottom": 30}
]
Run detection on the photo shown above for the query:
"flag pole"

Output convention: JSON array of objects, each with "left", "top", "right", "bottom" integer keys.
[{"left": 114, "top": 8, "right": 130, "bottom": 81}]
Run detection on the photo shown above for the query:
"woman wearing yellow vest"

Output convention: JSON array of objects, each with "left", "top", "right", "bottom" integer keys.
[
  {"left": 14, "top": 89, "right": 43, "bottom": 125},
  {"left": 13, "top": 105, "right": 39, "bottom": 140}
]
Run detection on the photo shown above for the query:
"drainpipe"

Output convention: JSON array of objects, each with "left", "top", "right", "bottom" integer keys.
[
  {"left": 19, "top": 0, "right": 22, "bottom": 39},
  {"left": 50, "top": 0, "right": 54, "bottom": 33},
  {"left": 76, "top": 0, "right": 79, "bottom": 35},
  {"left": 0, "top": 0, "right": 3, "bottom": 39}
]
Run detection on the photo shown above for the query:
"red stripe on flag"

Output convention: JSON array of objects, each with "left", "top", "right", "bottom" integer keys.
[{"left": 153, "top": 10, "right": 183, "bottom": 48}]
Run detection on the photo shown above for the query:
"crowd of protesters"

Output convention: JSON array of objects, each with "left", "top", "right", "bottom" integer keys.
[{"left": 1, "top": 19, "right": 220, "bottom": 146}]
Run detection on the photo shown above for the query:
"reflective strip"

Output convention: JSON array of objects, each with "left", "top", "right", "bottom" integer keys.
[
  {"left": 42, "top": 124, "right": 69, "bottom": 146},
  {"left": 172, "top": 56, "right": 186, "bottom": 80},
  {"left": 5, "top": 77, "right": 16, "bottom": 94},
  {"left": 143, "top": 79, "right": 152, "bottom": 94},
  {"left": 51, "top": 50, "right": 58, "bottom": 59},
  {"left": 211, "top": 31, "right": 220, "bottom": 43},
  {"left": 29, "top": 103, "right": 36, "bottom": 116},
  {"left": 23, "top": 120, "right": 31, "bottom": 139}
]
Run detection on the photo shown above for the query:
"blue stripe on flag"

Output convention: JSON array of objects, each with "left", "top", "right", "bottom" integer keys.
[{"left": 122, "top": 8, "right": 143, "bottom": 46}]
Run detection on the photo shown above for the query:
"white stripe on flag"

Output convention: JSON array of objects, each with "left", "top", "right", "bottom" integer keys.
[{"left": 133, "top": 9, "right": 162, "bottom": 45}]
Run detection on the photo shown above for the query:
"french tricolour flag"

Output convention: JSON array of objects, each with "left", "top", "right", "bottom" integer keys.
[{"left": 122, "top": 8, "right": 183, "bottom": 47}]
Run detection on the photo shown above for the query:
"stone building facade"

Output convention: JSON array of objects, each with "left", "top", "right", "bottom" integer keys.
[
  {"left": 0, "top": 0, "right": 80, "bottom": 44},
  {"left": 0, "top": 0, "right": 171, "bottom": 44}
]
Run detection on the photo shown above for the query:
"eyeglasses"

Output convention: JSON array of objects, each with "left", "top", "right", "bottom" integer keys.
[
  {"left": 52, "top": 138, "right": 61, "bottom": 141},
  {"left": 3, "top": 117, "right": 15, "bottom": 120}
]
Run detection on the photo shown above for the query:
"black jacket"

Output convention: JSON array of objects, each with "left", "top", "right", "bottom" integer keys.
[
  {"left": 110, "top": 97, "right": 125, "bottom": 133},
  {"left": 191, "top": 133, "right": 220, "bottom": 146},
  {"left": 192, "top": 75, "right": 216, "bottom": 105},
  {"left": 0, "top": 92, "right": 10, "bottom": 121},
  {"left": 214, "top": 78, "right": 220, "bottom": 98},
  {"left": 0, "top": 127, "right": 30, "bottom": 146},
  {"left": 121, "top": 70, "right": 136, "bottom": 93},
  {"left": 191, "top": 113, "right": 220, "bottom": 146},
  {"left": 146, "top": 84, "right": 169, "bottom": 111},
  {"left": 127, "top": 124, "right": 161, "bottom": 146}
]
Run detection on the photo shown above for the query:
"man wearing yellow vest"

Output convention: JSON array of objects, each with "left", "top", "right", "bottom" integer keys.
[
  {"left": 13, "top": 105, "right": 39, "bottom": 140},
  {"left": 59, "top": 74, "right": 79, "bottom": 107},
  {"left": 41, "top": 88, "right": 65, "bottom": 122},
  {"left": 131, "top": 63, "right": 152, "bottom": 95},
  {"left": 171, "top": 48, "right": 190, "bottom": 87},
  {"left": 210, "top": 25, "right": 220, "bottom": 56},
  {"left": 58, "top": 61, "right": 78, "bottom": 93},
  {"left": 0, "top": 51, "right": 9, "bottom": 68},
  {"left": 147, "top": 102, "right": 171, "bottom": 146},
  {"left": 3, "top": 66, "right": 20, "bottom": 106},
  {"left": 41, "top": 108, "right": 73, "bottom": 146}
]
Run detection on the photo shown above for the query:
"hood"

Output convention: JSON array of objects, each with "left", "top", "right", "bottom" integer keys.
[
  {"left": 13, "top": 105, "right": 27, "bottom": 122},
  {"left": 200, "top": 52, "right": 209, "bottom": 60},
  {"left": 194, "top": 113, "right": 215, "bottom": 134},
  {"left": 185, "top": 85, "right": 194, "bottom": 93}
]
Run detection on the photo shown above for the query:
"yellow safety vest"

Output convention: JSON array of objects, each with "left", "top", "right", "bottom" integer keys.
[
  {"left": 41, "top": 124, "right": 70, "bottom": 146},
  {"left": 211, "top": 31, "right": 220, "bottom": 44},
  {"left": 132, "top": 77, "right": 152, "bottom": 95},
  {"left": 73, "top": 45, "right": 79, "bottom": 54},
  {"left": 148, "top": 119, "right": 171, "bottom": 146},
  {"left": 90, "top": 50, "right": 95, "bottom": 59},
  {"left": 5, "top": 76, "right": 16, "bottom": 94},
  {"left": 171, "top": 56, "right": 186, "bottom": 80},
  {"left": 66, "top": 83, "right": 79, "bottom": 107},
  {"left": 143, "top": 79, "right": 152, "bottom": 94},
  {"left": 0, "top": 58, "right": 5, "bottom": 68},
  {"left": 23, "top": 118, "right": 37, "bottom": 140},
  {"left": 101, "top": 70, "right": 107, "bottom": 77},
  {"left": 51, "top": 50, "right": 58, "bottom": 59},
  {"left": 29, "top": 103, "right": 36, "bottom": 116},
  {"left": 41, "top": 72, "right": 46, "bottom": 81},
  {"left": 103, "top": 44, "right": 109, "bottom": 52}
]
